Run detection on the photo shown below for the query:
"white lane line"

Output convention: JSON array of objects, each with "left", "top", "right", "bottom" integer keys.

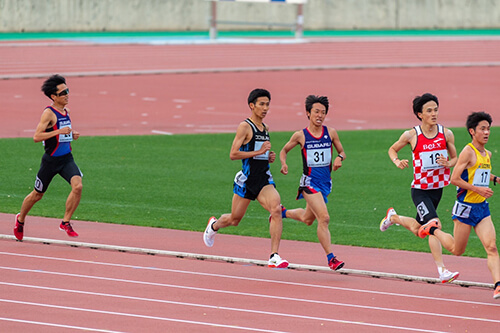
[
  {"left": 1, "top": 234, "right": 491, "bottom": 289},
  {"left": 0, "top": 266, "right": 499, "bottom": 325},
  {"left": 0, "top": 251, "right": 497, "bottom": 308},
  {"left": 0, "top": 283, "right": 447, "bottom": 333},
  {"left": 2, "top": 61, "right": 500, "bottom": 80},
  {"left": 0, "top": 299, "right": 287, "bottom": 333},
  {"left": 151, "top": 130, "right": 173, "bottom": 135},
  {"left": 0, "top": 316, "right": 123, "bottom": 332}
]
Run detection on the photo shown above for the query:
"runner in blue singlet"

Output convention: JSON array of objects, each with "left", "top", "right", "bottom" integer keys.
[{"left": 279, "top": 95, "right": 346, "bottom": 271}]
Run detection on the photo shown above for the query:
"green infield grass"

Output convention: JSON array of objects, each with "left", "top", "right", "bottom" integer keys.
[{"left": 1, "top": 128, "right": 499, "bottom": 258}]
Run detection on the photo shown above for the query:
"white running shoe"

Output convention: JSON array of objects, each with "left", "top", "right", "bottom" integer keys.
[
  {"left": 380, "top": 207, "right": 397, "bottom": 232},
  {"left": 439, "top": 269, "right": 459, "bottom": 283},
  {"left": 268, "top": 253, "right": 289, "bottom": 269},
  {"left": 203, "top": 216, "right": 217, "bottom": 247}
]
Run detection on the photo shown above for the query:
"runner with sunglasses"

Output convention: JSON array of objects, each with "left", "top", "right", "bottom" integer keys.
[{"left": 14, "top": 74, "right": 82, "bottom": 240}]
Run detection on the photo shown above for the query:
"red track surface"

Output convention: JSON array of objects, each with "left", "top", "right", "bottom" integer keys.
[
  {"left": 1, "top": 38, "right": 500, "bottom": 331},
  {"left": 1, "top": 38, "right": 500, "bottom": 137},
  {"left": 1, "top": 213, "right": 499, "bottom": 332}
]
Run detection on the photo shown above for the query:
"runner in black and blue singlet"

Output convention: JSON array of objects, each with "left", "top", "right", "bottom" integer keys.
[{"left": 233, "top": 118, "right": 275, "bottom": 200}]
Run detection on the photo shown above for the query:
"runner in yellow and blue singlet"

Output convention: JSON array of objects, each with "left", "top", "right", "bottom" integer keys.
[{"left": 452, "top": 143, "right": 491, "bottom": 227}]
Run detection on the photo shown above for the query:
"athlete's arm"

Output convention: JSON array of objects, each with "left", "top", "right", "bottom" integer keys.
[
  {"left": 451, "top": 145, "right": 493, "bottom": 199},
  {"left": 279, "top": 130, "right": 303, "bottom": 175},
  {"left": 388, "top": 129, "right": 413, "bottom": 170},
  {"left": 439, "top": 128, "right": 457, "bottom": 168},
  {"left": 33, "top": 108, "right": 71, "bottom": 143},
  {"left": 65, "top": 109, "right": 80, "bottom": 140},
  {"left": 488, "top": 151, "right": 499, "bottom": 185},
  {"left": 229, "top": 121, "right": 270, "bottom": 160},
  {"left": 329, "top": 127, "right": 345, "bottom": 172}
]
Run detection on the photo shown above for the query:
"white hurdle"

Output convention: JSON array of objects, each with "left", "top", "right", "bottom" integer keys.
[{"left": 207, "top": 0, "right": 308, "bottom": 40}]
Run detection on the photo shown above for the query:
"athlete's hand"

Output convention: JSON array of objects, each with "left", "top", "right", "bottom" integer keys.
[
  {"left": 395, "top": 159, "right": 409, "bottom": 169},
  {"left": 332, "top": 156, "right": 342, "bottom": 171},
  {"left": 259, "top": 141, "right": 271, "bottom": 154},
  {"left": 73, "top": 130, "right": 80, "bottom": 140},
  {"left": 436, "top": 155, "right": 448, "bottom": 167},
  {"left": 269, "top": 151, "right": 276, "bottom": 163},
  {"left": 475, "top": 186, "right": 494, "bottom": 199},
  {"left": 59, "top": 127, "right": 72, "bottom": 135},
  {"left": 281, "top": 163, "right": 288, "bottom": 175}
]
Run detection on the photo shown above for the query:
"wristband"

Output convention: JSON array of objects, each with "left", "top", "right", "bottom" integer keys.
[
  {"left": 494, "top": 176, "right": 497, "bottom": 186},
  {"left": 337, "top": 154, "right": 344, "bottom": 161},
  {"left": 393, "top": 157, "right": 398, "bottom": 162}
]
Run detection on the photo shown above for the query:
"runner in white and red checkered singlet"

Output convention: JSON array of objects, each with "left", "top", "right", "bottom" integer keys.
[
  {"left": 380, "top": 93, "right": 460, "bottom": 284},
  {"left": 411, "top": 124, "right": 451, "bottom": 190}
]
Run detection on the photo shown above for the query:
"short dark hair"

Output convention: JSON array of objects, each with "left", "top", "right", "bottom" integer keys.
[
  {"left": 305, "top": 95, "right": 329, "bottom": 114},
  {"left": 466, "top": 111, "right": 492, "bottom": 138},
  {"left": 412, "top": 93, "right": 438, "bottom": 120},
  {"left": 41, "top": 74, "right": 66, "bottom": 99},
  {"left": 247, "top": 88, "right": 271, "bottom": 105}
]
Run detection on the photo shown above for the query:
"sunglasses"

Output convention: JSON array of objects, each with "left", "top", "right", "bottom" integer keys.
[{"left": 55, "top": 88, "right": 69, "bottom": 96}]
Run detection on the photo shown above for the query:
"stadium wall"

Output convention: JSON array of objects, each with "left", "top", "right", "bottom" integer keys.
[{"left": 1, "top": 0, "right": 500, "bottom": 32}]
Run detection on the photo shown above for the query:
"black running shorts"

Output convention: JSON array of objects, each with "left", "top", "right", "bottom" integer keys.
[
  {"left": 411, "top": 187, "right": 443, "bottom": 225},
  {"left": 34, "top": 153, "right": 82, "bottom": 193}
]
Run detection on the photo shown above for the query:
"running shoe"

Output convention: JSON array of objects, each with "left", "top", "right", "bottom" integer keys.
[
  {"left": 329, "top": 257, "right": 345, "bottom": 271},
  {"left": 439, "top": 269, "right": 459, "bottom": 283},
  {"left": 59, "top": 221, "right": 78, "bottom": 237},
  {"left": 268, "top": 253, "right": 289, "bottom": 268},
  {"left": 203, "top": 216, "right": 217, "bottom": 247},
  {"left": 14, "top": 213, "right": 24, "bottom": 241},
  {"left": 494, "top": 285, "right": 500, "bottom": 299},
  {"left": 417, "top": 220, "right": 440, "bottom": 238},
  {"left": 380, "top": 207, "right": 396, "bottom": 232}
]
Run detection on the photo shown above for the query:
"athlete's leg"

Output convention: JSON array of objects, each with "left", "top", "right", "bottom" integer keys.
[
  {"left": 257, "top": 185, "right": 283, "bottom": 255},
  {"left": 213, "top": 194, "right": 251, "bottom": 231},
  {"left": 62, "top": 175, "right": 82, "bottom": 222},
  {"left": 19, "top": 159, "right": 56, "bottom": 223},
  {"left": 433, "top": 219, "right": 472, "bottom": 255},
  {"left": 300, "top": 192, "right": 332, "bottom": 255},
  {"left": 390, "top": 214, "right": 421, "bottom": 236},
  {"left": 285, "top": 205, "right": 316, "bottom": 226},
  {"left": 474, "top": 216, "right": 500, "bottom": 283},
  {"left": 18, "top": 190, "right": 44, "bottom": 222},
  {"left": 428, "top": 233, "right": 444, "bottom": 269}
]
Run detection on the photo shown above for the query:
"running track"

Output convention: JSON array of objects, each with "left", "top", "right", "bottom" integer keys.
[
  {"left": 1, "top": 36, "right": 500, "bottom": 331},
  {"left": 0, "top": 213, "right": 499, "bottom": 332}
]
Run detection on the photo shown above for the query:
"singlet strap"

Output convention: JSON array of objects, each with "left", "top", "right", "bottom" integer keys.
[
  {"left": 245, "top": 118, "right": 257, "bottom": 133},
  {"left": 437, "top": 124, "right": 444, "bottom": 134},
  {"left": 414, "top": 126, "right": 422, "bottom": 136},
  {"left": 245, "top": 118, "right": 266, "bottom": 133}
]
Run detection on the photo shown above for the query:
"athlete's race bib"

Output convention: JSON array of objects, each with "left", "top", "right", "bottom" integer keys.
[
  {"left": 419, "top": 149, "right": 447, "bottom": 170},
  {"left": 452, "top": 201, "right": 472, "bottom": 219},
  {"left": 234, "top": 171, "right": 247, "bottom": 187},
  {"left": 472, "top": 169, "right": 491, "bottom": 187},
  {"left": 58, "top": 124, "right": 73, "bottom": 143},
  {"left": 306, "top": 148, "right": 331, "bottom": 167},
  {"left": 253, "top": 141, "right": 269, "bottom": 160}
]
